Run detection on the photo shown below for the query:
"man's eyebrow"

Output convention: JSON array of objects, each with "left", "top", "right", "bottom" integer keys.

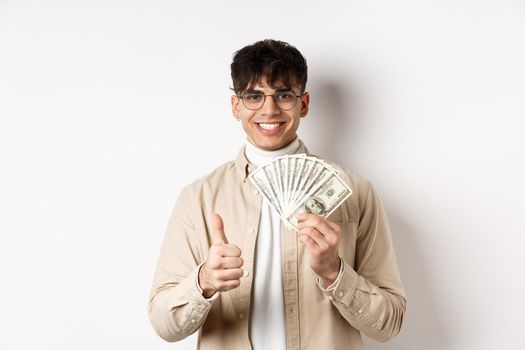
[
  {"left": 244, "top": 89, "right": 262, "bottom": 93},
  {"left": 243, "top": 87, "right": 293, "bottom": 94}
]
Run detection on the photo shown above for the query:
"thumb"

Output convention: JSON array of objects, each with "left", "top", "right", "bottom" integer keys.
[{"left": 212, "top": 213, "right": 228, "bottom": 245}]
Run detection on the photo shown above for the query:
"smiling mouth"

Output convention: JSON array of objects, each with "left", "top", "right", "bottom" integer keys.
[{"left": 256, "top": 122, "right": 284, "bottom": 130}]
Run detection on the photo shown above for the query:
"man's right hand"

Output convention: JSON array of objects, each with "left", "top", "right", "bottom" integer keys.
[{"left": 198, "top": 213, "right": 244, "bottom": 298}]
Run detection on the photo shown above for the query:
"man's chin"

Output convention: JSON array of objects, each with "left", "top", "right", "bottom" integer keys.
[{"left": 248, "top": 137, "right": 280, "bottom": 151}]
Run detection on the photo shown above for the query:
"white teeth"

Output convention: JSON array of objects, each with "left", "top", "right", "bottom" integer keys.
[{"left": 258, "top": 123, "right": 281, "bottom": 130}]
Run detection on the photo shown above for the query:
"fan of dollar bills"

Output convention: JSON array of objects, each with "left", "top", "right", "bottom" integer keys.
[{"left": 248, "top": 154, "right": 352, "bottom": 230}]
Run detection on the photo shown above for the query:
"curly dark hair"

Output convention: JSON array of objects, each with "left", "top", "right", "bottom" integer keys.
[{"left": 230, "top": 39, "right": 308, "bottom": 95}]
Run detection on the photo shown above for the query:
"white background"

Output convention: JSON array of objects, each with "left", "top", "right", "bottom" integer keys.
[{"left": 1, "top": 1, "right": 524, "bottom": 349}]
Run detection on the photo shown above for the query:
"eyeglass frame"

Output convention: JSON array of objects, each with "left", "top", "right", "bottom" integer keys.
[{"left": 237, "top": 89, "right": 307, "bottom": 111}]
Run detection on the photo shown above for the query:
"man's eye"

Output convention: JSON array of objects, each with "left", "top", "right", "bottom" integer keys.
[
  {"left": 244, "top": 93, "right": 262, "bottom": 101},
  {"left": 277, "top": 92, "right": 293, "bottom": 100}
]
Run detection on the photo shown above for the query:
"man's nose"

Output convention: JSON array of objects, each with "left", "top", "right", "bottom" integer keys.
[{"left": 260, "top": 95, "right": 281, "bottom": 115}]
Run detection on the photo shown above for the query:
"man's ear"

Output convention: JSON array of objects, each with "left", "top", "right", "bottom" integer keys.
[
  {"left": 231, "top": 94, "right": 241, "bottom": 120},
  {"left": 300, "top": 92, "right": 310, "bottom": 118}
]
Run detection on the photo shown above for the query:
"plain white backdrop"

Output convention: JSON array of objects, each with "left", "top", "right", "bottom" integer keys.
[{"left": 1, "top": 1, "right": 524, "bottom": 349}]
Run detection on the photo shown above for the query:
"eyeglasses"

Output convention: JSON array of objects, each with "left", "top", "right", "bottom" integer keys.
[{"left": 238, "top": 90, "right": 304, "bottom": 111}]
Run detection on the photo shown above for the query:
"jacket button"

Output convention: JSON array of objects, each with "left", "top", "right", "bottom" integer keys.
[
  {"left": 243, "top": 270, "right": 249, "bottom": 277},
  {"left": 238, "top": 313, "right": 245, "bottom": 320}
]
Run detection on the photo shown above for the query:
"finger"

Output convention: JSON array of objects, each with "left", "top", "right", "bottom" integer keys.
[
  {"left": 301, "top": 213, "right": 340, "bottom": 239},
  {"left": 222, "top": 244, "right": 242, "bottom": 257},
  {"left": 297, "top": 214, "right": 335, "bottom": 237},
  {"left": 216, "top": 279, "right": 241, "bottom": 291},
  {"left": 215, "top": 268, "right": 244, "bottom": 281},
  {"left": 299, "top": 227, "right": 329, "bottom": 250},
  {"left": 212, "top": 213, "right": 229, "bottom": 245},
  {"left": 296, "top": 212, "right": 325, "bottom": 225},
  {"left": 217, "top": 257, "right": 244, "bottom": 269},
  {"left": 298, "top": 234, "right": 318, "bottom": 251},
  {"left": 298, "top": 227, "right": 321, "bottom": 248},
  {"left": 210, "top": 244, "right": 242, "bottom": 258}
]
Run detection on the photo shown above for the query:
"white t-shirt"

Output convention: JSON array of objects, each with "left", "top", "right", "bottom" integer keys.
[{"left": 245, "top": 138, "right": 300, "bottom": 350}]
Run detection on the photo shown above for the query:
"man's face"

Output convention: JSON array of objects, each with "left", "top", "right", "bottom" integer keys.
[{"left": 231, "top": 76, "right": 310, "bottom": 151}]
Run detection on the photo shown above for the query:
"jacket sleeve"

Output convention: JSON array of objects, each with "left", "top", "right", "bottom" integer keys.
[
  {"left": 148, "top": 186, "right": 215, "bottom": 342},
  {"left": 318, "top": 180, "right": 406, "bottom": 342}
]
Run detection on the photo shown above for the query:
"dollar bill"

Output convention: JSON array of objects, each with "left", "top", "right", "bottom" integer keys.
[
  {"left": 248, "top": 154, "right": 352, "bottom": 231},
  {"left": 285, "top": 172, "right": 352, "bottom": 230}
]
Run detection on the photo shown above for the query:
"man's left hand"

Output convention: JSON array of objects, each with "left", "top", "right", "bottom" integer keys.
[{"left": 296, "top": 212, "right": 341, "bottom": 288}]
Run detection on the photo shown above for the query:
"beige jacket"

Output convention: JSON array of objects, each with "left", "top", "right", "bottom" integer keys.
[{"left": 149, "top": 141, "right": 406, "bottom": 349}]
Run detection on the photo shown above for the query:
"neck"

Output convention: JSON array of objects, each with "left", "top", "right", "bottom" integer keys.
[{"left": 245, "top": 138, "right": 300, "bottom": 168}]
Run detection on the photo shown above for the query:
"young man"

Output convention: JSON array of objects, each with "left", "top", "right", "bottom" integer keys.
[{"left": 149, "top": 39, "right": 406, "bottom": 350}]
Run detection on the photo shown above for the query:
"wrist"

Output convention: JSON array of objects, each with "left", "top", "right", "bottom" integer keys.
[
  {"left": 319, "top": 259, "right": 341, "bottom": 288},
  {"left": 198, "top": 264, "right": 217, "bottom": 298}
]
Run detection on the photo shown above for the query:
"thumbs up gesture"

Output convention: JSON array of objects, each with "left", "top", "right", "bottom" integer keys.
[{"left": 198, "top": 213, "right": 244, "bottom": 298}]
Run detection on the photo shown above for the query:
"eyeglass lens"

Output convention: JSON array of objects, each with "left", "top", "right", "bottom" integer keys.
[{"left": 241, "top": 91, "right": 299, "bottom": 111}]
